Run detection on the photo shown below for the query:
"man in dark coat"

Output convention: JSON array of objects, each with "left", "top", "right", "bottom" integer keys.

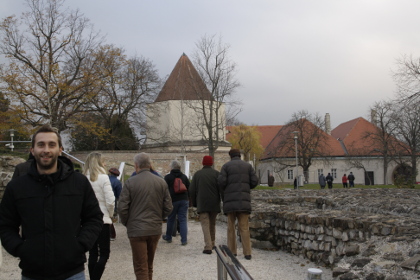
[
  {"left": 348, "top": 172, "right": 355, "bottom": 187},
  {"left": 189, "top": 156, "right": 221, "bottom": 254},
  {"left": 326, "top": 173, "right": 334, "bottom": 189},
  {"left": 218, "top": 149, "right": 258, "bottom": 260},
  {"left": 0, "top": 124, "right": 103, "bottom": 280}
]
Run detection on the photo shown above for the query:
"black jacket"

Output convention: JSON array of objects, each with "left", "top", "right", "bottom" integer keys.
[
  {"left": 0, "top": 158, "right": 103, "bottom": 280},
  {"left": 189, "top": 166, "right": 221, "bottom": 213},
  {"left": 164, "top": 169, "right": 190, "bottom": 202},
  {"left": 218, "top": 157, "right": 258, "bottom": 214}
]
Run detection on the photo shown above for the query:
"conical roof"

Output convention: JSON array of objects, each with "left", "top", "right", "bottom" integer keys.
[{"left": 155, "top": 53, "right": 212, "bottom": 102}]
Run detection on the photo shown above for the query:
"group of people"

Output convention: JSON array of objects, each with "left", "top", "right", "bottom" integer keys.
[
  {"left": 0, "top": 124, "right": 258, "bottom": 280},
  {"left": 318, "top": 172, "right": 356, "bottom": 189}
]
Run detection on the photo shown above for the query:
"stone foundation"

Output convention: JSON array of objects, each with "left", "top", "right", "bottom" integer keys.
[{"left": 247, "top": 189, "right": 420, "bottom": 279}]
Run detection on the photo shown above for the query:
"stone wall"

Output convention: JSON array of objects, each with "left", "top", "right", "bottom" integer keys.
[
  {"left": 70, "top": 150, "right": 231, "bottom": 178},
  {"left": 245, "top": 189, "right": 420, "bottom": 279},
  {"left": 0, "top": 156, "right": 25, "bottom": 198}
]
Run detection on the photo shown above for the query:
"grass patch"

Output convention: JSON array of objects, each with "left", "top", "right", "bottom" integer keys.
[{"left": 255, "top": 183, "right": 420, "bottom": 190}]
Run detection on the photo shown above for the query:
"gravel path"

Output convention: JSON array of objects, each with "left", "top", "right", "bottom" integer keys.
[{"left": 1, "top": 220, "right": 333, "bottom": 279}]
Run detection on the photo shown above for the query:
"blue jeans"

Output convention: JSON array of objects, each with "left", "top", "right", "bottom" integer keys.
[
  {"left": 22, "top": 271, "right": 85, "bottom": 280},
  {"left": 165, "top": 200, "right": 189, "bottom": 243}
]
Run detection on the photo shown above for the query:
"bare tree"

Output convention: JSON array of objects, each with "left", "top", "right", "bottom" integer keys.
[
  {"left": 393, "top": 54, "right": 420, "bottom": 101},
  {"left": 391, "top": 96, "right": 420, "bottom": 184},
  {"left": 366, "top": 101, "right": 400, "bottom": 184},
  {"left": 0, "top": 0, "right": 103, "bottom": 132},
  {"left": 191, "top": 34, "right": 241, "bottom": 158},
  {"left": 271, "top": 110, "right": 330, "bottom": 182}
]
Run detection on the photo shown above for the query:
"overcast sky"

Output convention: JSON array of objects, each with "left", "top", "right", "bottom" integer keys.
[{"left": 3, "top": 0, "right": 420, "bottom": 129}]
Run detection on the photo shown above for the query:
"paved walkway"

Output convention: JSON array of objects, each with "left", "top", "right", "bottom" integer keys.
[{"left": 1, "top": 220, "right": 333, "bottom": 279}]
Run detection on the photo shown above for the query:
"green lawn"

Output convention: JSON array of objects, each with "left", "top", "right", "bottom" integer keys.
[{"left": 255, "top": 183, "right": 420, "bottom": 190}]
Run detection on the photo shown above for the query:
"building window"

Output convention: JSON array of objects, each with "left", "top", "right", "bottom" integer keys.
[
  {"left": 288, "top": 170, "right": 294, "bottom": 180},
  {"left": 318, "top": 169, "right": 323, "bottom": 176},
  {"left": 331, "top": 168, "right": 337, "bottom": 179}
]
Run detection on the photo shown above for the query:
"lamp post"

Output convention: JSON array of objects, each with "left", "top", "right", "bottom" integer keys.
[
  {"left": 292, "top": 131, "right": 298, "bottom": 189},
  {"left": 9, "top": 129, "right": 15, "bottom": 152}
]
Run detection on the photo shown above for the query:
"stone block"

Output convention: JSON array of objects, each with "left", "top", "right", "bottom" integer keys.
[
  {"left": 316, "top": 226, "right": 324, "bottom": 234},
  {"left": 380, "top": 226, "right": 392, "bottom": 236},
  {"left": 400, "top": 254, "right": 420, "bottom": 271},
  {"left": 348, "top": 229, "right": 357, "bottom": 240},
  {"left": 345, "top": 244, "right": 360, "bottom": 256},
  {"left": 351, "top": 258, "right": 372, "bottom": 268},
  {"left": 310, "top": 241, "right": 319, "bottom": 251},
  {"left": 342, "top": 231, "right": 349, "bottom": 241},
  {"left": 332, "top": 267, "right": 350, "bottom": 278},
  {"left": 324, "top": 242, "right": 331, "bottom": 251},
  {"left": 333, "top": 228, "right": 342, "bottom": 239}
]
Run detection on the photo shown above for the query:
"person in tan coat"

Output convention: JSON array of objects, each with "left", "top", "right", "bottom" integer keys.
[{"left": 118, "top": 153, "right": 172, "bottom": 280}]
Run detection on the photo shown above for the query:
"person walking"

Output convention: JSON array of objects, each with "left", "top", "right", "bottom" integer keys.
[
  {"left": 348, "top": 172, "right": 355, "bottom": 187},
  {"left": 83, "top": 153, "right": 115, "bottom": 280},
  {"left": 118, "top": 153, "right": 172, "bottom": 280},
  {"left": 342, "top": 174, "right": 348, "bottom": 188},
  {"left": 218, "top": 149, "right": 258, "bottom": 260},
  {"left": 326, "top": 173, "right": 334, "bottom": 189},
  {"left": 189, "top": 156, "right": 221, "bottom": 254},
  {"left": 0, "top": 124, "right": 103, "bottom": 280},
  {"left": 318, "top": 173, "right": 326, "bottom": 189},
  {"left": 162, "top": 160, "right": 190, "bottom": 245},
  {"left": 108, "top": 167, "right": 122, "bottom": 240}
]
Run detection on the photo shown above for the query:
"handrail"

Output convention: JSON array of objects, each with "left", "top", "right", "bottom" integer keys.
[
  {"left": 62, "top": 150, "right": 85, "bottom": 165},
  {"left": 215, "top": 245, "right": 254, "bottom": 280}
]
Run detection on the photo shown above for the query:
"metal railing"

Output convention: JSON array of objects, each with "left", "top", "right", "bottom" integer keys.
[{"left": 215, "top": 245, "right": 254, "bottom": 280}]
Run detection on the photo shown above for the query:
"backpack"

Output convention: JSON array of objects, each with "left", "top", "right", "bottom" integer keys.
[{"left": 173, "top": 177, "right": 187, "bottom": 194}]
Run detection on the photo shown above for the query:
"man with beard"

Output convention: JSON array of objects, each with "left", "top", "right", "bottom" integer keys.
[{"left": 0, "top": 124, "right": 103, "bottom": 280}]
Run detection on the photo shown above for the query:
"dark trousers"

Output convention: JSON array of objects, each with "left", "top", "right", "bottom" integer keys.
[{"left": 88, "top": 224, "right": 110, "bottom": 280}]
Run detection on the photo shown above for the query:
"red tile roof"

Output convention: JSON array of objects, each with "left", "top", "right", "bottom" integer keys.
[
  {"left": 332, "top": 117, "right": 382, "bottom": 155},
  {"left": 154, "top": 53, "right": 212, "bottom": 102},
  {"left": 262, "top": 119, "right": 344, "bottom": 159}
]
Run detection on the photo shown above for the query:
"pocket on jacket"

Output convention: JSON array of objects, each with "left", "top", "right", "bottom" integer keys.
[
  {"left": 54, "top": 234, "right": 86, "bottom": 271},
  {"left": 18, "top": 235, "right": 44, "bottom": 272}
]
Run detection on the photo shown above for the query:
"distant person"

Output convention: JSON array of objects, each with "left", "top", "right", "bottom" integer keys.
[
  {"left": 83, "top": 153, "right": 115, "bottom": 280},
  {"left": 118, "top": 153, "right": 172, "bottom": 280},
  {"left": 318, "top": 173, "right": 326, "bottom": 189},
  {"left": 348, "top": 172, "right": 355, "bottom": 187},
  {"left": 189, "top": 156, "right": 221, "bottom": 254},
  {"left": 218, "top": 149, "right": 258, "bottom": 260},
  {"left": 293, "top": 177, "right": 297, "bottom": 189},
  {"left": 12, "top": 153, "right": 34, "bottom": 179},
  {"left": 0, "top": 124, "right": 103, "bottom": 280},
  {"left": 162, "top": 160, "right": 190, "bottom": 245},
  {"left": 326, "top": 173, "right": 334, "bottom": 189},
  {"left": 342, "top": 174, "right": 348, "bottom": 188},
  {"left": 109, "top": 167, "right": 122, "bottom": 240}
]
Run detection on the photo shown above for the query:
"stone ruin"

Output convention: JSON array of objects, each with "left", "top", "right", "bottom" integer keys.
[
  {"left": 243, "top": 189, "right": 420, "bottom": 280},
  {"left": 1, "top": 156, "right": 419, "bottom": 279}
]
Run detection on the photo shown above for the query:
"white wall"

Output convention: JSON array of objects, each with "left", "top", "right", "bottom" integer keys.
[{"left": 258, "top": 157, "right": 419, "bottom": 186}]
